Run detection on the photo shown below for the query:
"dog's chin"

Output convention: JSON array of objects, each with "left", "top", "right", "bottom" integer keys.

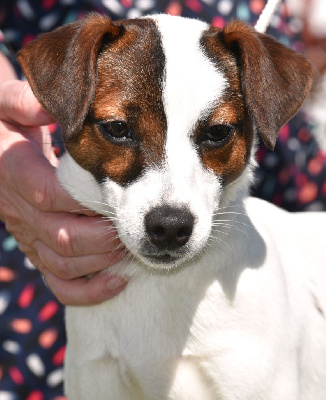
[
  {"left": 121, "top": 233, "right": 211, "bottom": 272},
  {"left": 136, "top": 252, "right": 188, "bottom": 271}
]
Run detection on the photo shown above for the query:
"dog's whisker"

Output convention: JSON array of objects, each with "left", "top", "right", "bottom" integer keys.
[
  {"left": 105, "top": 241, "right": 126, "bottom": 251},
  {"left": 94, "top": 230, "right": 119, "bottom": 242},
  {"left": 96, "top": 233, "right": 121, "bottom": 246},
  {"left": 213, "top": 224, "right": 248, "bottom": 238},
  {"left": 101, "top": 214, "right": 118, "bottom": 220},
  {"left": 208, "top": 234, "right": 233, "bottom": 251},
  {"left": 67, "top": 207, "right": 100, "bottom": 214},
  {"left": 82, "top": 200, "right": 118, "bottom": 215},
  {"left": 88, "top": 200, "right": 111, "bottom": 207},
  {"left": 91, "top": 217, "right": 119, "bottom": 225},
  {"left": 104, "top": 247, "right": 130, "bottom": 268},
  {"left": 211, "top": 227, "right": 230, "bottom": 236},
  {"left": 62, "top": 195, "right": 115, "bottom": 216},
  {"left": 93, "top": 210, "right": 118, "bottom": 219},
  {"left": 90, "top": 220, "right": 117, "bottom": 229},
  {"left": 212, "top": 219, "right": 253, "bottom": 230},
  {"left": 119, "top": 251, "right": 135, "bottom": 266},
  {"left": 124, "top": 251, "right": 134, "bottom": 261},
  {"left": 213, "top": 211, "right": 247, "bottom": 217},
  {"left": 100, "top": 237, "right": 121, "bottom": 248},
  {"left": 214, "top": 204, "right": 243, "bottom": 210}
]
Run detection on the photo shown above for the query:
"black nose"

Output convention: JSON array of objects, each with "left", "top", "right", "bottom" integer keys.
[{"left": 145, "top": 206, "right": 194, "bottom": 251}]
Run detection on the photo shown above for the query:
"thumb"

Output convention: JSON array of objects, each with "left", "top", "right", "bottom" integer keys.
[{"left": 0, "top": 80, "right": 54, "bottom": 126}]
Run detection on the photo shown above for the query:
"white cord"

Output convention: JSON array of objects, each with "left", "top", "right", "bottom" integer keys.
[{"left": 255, "top": 0, "right": 282, "bottom": 33}]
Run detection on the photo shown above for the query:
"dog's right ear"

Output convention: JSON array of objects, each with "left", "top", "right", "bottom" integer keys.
[
  {"left": 204, "top": 21, "right": 314, "bottom": 150},
  {"left": 17, "top": 14, "right": 124, "bottom": 137}
]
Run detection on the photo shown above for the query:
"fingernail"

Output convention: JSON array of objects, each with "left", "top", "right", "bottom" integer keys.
[{"left": 106, "top": 276, "right": 127, "bottom": 291}]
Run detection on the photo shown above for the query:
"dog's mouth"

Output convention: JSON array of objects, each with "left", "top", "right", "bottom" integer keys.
[
  {"left": 145, "top": 253, "right": 182, "bottom": 264},
  {"left": 139, "top": 250, "right": 186, "bottom": 268}
]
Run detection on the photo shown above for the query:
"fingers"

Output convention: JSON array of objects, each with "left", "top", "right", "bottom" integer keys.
[
  {"left": 0, "top": 80, "right": 93, "bottom": 215},
  {"left": 0, "top": 80, "right": 59, "bottom": 165},
  {"left": 0, "top": 80, "right": 54, "bottom": 126},
  {"left": 33, "top": 239, "right": 125, "bottom": 280},
  {"left": 1, "top": 130, "right": 87, "bottom": 214},
  {"left": 29, "top": 125, "right": 59, "bottom": 165},
  {"left": 18, "top": 242, "right": 128, "bottom": 306},
  {"left": 42, "top": 269, "right": 128, "bottom": 306},
  {"left": 37, "top": 213, "right": 121, "bottom": 257},
  {"left": 0, "top": 79, "right": 128, "bottom": 306},
  {"left": 5, "top": 193, "right": 120, "bottom": 260}
]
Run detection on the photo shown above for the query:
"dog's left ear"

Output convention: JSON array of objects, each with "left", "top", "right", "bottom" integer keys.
[
  {"left": 17, "top": 14, "right": 124, "bottom": 137},
  {"left": 206, "top": 21, "right": 314, "bottom": 149}
]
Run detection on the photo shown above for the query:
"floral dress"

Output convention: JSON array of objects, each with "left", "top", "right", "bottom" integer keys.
[{"left": 0, "top": 0, "right": 325, "bottom": 398}]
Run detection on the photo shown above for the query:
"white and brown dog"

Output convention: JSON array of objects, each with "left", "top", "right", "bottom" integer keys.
[{"left": 18, "top": 14, "right": 326, "bottom": 400}]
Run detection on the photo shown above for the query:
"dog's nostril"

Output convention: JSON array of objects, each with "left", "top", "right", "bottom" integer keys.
[
  {"left": 145, "top": 206, "right": 194, "bottom": 251},
  {"left": 177, "top": 227, "right": 192, "bottom": 240},
  {"left": 150, "top": 226, "right": 165, "bottom": 239}
]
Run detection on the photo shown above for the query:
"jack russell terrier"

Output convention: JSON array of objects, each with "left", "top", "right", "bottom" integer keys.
[{"left": 18, "top": 13, "right": 326, "bottom": 400}]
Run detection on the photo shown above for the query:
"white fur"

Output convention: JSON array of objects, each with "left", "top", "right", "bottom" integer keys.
[
  {"left": 56, "top": 14, "right": 326, "bottom": 400},
  {"left": 58, "top": 153, "right": 104, "bottom": 214},
  {"left": 59, "top": 15, "right": 228, "bottom": 270}
]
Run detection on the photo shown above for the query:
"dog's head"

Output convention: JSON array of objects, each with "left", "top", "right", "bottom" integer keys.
[{"left": 18, "top": 14, "right": 313, "bottom": 270}]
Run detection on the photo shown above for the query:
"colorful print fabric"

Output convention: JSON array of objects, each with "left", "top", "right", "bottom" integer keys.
[
  {"left": 0, "top": 227, "right": 66, "bottom": 400},
  {"left": 0, "top": 0, "right": 325, "bottom": 398}
]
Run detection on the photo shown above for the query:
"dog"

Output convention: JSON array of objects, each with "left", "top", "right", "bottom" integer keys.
[{"left": 18, "top": 13, "right": 326, "bottom": 399}]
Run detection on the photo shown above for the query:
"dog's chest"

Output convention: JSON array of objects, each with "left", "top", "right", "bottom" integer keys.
[
  {"left": 66, "top": 265, "right": 226, "bottom": 360},
  {"left": 66, "top": 274, "right": 224, "bottom": 397},
  {"left": 65, "top": 253, "right": 292, "bottom": 399}
]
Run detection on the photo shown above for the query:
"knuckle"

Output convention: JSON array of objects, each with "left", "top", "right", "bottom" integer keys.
[
  {"left": 54, "top": 225, "right": 78, "bottom": 258},
  {"left": 5, "top": 218, "right": 24, "bottom": 238},
  {"left": 24, "top": 252, "right": 44, "bottom": 273},
  {"left": 0, "top": 200, "right": 16, "bottom": 222},
  {"left": 52, "top": 255, "right": 72, "bottom": 280},
  {"left": 84, "top": 275, "right": 117, "bottom": 305},
  {"left": 4, "top": 218, "right": 36, "bottom": 247},
  {"left": 30, "top": 257, "right": 43, "bottom": 272},
  {"left": 33, "top": 180, "right": 56, "bottom": 212}
]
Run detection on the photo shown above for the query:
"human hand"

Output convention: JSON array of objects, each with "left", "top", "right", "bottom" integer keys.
[{"left": 0, "top": 80, "right": 127, "bottom": 305}]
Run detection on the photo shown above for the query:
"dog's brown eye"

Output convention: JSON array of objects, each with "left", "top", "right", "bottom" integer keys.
[
  {"left": 202, "top": 125, "right": 234, "bottom": 148},
  {"left": 99, "top": 121, "right": 133, "bottom": 142}
]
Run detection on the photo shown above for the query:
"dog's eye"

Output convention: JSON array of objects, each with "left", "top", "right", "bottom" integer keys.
[
  {"left": 99, "top": 121, "right": 133, "bottom": 142},
  {"left": 201, "top": 125, "right": 234, "bottom": 148}
]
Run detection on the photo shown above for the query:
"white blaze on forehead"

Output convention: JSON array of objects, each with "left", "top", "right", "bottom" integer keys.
[
  {"left": 150, "top": 15, "right": 227, "bottom": 202},
  {"left": 153, "top": 15, "right": 227, "bottom": 134}
]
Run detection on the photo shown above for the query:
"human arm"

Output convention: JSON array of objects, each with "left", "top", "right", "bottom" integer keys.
[{"left": 0, "top": 72, "right": 127, "bottom": 305}]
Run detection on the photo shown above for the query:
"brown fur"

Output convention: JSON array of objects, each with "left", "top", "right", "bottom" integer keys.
[
  {"left": 18, "top": 15, "right": 314, "bottom": 188},
  {"left": 217, "top": 20, "right": 314, "bottom": 149},
  {"left": 18, "top": 15, "right": 167, "bottom": 185}
]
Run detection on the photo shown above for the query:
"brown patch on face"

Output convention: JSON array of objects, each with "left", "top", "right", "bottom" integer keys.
[
  {"left": 199, "top": 118, "right": 254, "bottom": 186},
  {"left": 197, "top": 29, "right": 254, "bottom": 185},
  {"left": 66, "top": 18, "right": 167, "bottom": 185},
  {"left": 197, "top": 19, "right": 314, "bottom": 183},
  {"left": 202, "top": 21, "right": 314, "bottom": 150},
  {"left": 66, "top": 123, "right": 144, "bottom": 184},
  {"left": 17, "top": 14, "right": 124, "bottom": 137}
]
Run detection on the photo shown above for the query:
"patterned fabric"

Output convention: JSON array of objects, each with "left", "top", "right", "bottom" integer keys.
[
  {"left": 0, "top": 228, "right": 66, "bottom": 400},
  {"left": 0, "top": 0, "right": 325, "bottom": 398}
]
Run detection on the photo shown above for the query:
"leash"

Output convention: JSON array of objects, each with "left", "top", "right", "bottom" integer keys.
[{"left": 255, "top": 0, "right": 283, "bottom": 33}]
